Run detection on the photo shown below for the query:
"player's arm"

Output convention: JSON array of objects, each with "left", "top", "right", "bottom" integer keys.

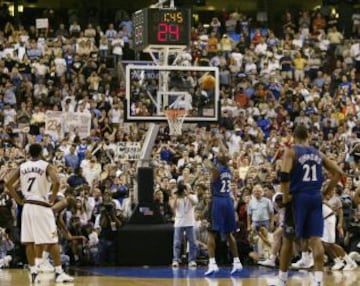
[
  {"left": 321, "top": 153, "right": 345, "bottom": 195},
  {"left": 5, "top": 168, "right": 24, "bottom": 206},
  {"left": 336, "top": 205, "right": 344, "bottom": 237},
  {"left": 204, "top": 157, "right": 219, "bottom": 181},
  {"left": 47, "top": 164, "right": 60, "bottom": 205},
  {"left": 280, "top": 148, "right": 295, "bottom": 204},
  {"left": 52, "top": 199, "right": 68, "bottom": 213}
]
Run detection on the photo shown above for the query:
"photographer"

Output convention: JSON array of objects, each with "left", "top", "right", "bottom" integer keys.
[
  {"left": 0, "top": 179, "right": 16, "bottom": 239},
  {"left": 94, "top": 190, "right": 122, "bottom": 266},
  {"left": 0, "top": 228, "right": 14, "bottom": 268},
  {"left": 171, "top": 183, "right": 198, "bottom": 268},
  {"left": 349, "top": 142, "right": 360, "bottom": 169}
]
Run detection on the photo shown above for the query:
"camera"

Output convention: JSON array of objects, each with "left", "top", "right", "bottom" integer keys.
[
  {"left": 101, "top": 203, "right": 114, "bottom": 214},
  {"left": 0, "top": 180, "right": 5, "bottom": 195}
]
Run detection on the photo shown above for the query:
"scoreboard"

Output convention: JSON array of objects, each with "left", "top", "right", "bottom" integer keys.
[{"left": 133, "top": 8, "right": 191, "bottom": 50}]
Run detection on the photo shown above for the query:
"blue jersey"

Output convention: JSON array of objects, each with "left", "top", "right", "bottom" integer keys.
[
  {"left": 290, "top": 145, "right": 324, "bottom": 195},
  {"left": 211, "top": 164, "right": 232, "bottom": 198},
  {"left": 209, "top": 163, "right": 236, "bottom": 233},
  {"left": 77, "top": 144, "right": 88, "bottom": 162}
]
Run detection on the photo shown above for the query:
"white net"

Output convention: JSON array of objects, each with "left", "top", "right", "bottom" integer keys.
[{"left": 164, "top": 109, "right": 187, "bottom": 136}]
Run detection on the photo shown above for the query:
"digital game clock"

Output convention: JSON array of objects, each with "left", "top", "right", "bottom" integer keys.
[{"left": 133, "top": 8, "right": 191, "bottom": 50}]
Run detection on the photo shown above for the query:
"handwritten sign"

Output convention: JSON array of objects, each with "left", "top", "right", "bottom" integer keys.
[
  {"left": 36, "top": 18, "right": 49, "bottom": 29},
  {"left": 45, "top": 111, "right": 91, "bottom": 139},
  {"left": 117, "top": 142, "right": 142, "bottom": 161},
  {"left": 45, "top": 111, "right": 62, "bottom": 139}
]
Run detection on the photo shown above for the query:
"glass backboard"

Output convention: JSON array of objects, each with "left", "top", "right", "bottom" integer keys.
[{"left": 125, "top": 65, "right": 219, "bottom": 122}]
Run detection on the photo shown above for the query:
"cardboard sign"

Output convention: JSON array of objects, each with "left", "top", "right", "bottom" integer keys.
[
  {"left": 45, "top": 111, "right": 91, "bottom": 139},
  {"left": 45, "top": 111, "right": 62, "bottom": 139},
  {"left": 36, "top": 18, "right": 49, "bottom": 29},
  {"left": 117, "top": 142, "right": 142, "bottom": 161}
]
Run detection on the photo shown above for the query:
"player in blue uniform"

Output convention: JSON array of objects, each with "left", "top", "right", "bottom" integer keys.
[
  {"left": 274, "top": 125, "right": 344, "bottom": 286},
  {"left": 204, "top": 152, "right": 243, "bottom": 275}
]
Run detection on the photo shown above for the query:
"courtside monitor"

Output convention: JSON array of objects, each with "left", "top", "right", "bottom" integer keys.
[{"left": 126, "top": 65, "right": 219, "bottom": 122}]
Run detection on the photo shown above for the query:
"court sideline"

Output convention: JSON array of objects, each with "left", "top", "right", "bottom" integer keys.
[{"left": 1, "top": 266, "right": 359, "bottom": 286}]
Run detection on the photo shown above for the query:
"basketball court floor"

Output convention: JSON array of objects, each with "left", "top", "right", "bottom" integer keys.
[{"left": 1, "top": 266, "right": 359, "bottom": 286}]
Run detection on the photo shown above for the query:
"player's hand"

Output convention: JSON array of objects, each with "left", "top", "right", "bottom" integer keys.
[{"left": 337, "top": 225, "right": 344, "bottom": 238}]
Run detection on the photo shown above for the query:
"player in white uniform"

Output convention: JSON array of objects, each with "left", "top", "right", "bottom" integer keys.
[
  {"left": 258, "top": 192, "right": 285, "bottom": 267},
  {"left": 5, "top": 143, "right": 74, "bottom": 283},
  {"left": 322, "top": 188, "right": 357, "bottom": 271}
]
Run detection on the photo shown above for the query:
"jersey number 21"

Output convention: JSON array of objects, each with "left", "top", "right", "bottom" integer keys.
[{"left": 302, "top": 164, "right": 317, "bottom": 182}]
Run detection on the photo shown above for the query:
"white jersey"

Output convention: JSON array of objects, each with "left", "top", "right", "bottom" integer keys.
[
  {"left": 20, "top": 160, "right": 51, "bottom": 202},
  {"left": 322, "top": 202, "right": 336, "bottom": 243}
]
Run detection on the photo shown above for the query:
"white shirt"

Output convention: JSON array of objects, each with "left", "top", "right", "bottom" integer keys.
[
  {"left": 227, "top": 134, "right": 242, "bottom": 156},
  {"left": 3, "top": 108, "right": 17, "bottom": 125},
  {"left": 254, "top": 43, "right": 267, "bottom": 55},
  {"left": 82, "top": 164, "right": 101, "bottom": 188},
  {"left": 174, "top": 194, "right": 198, "bottom": 227},
  {"left": 109, "top": 108, "right": 122, "bottom": 124},
  {"left": 350, "top": 43, "right": 360, "bottom": 61},
  {"left": 231, "top": 52, "right": 243, "bottom": 67}
]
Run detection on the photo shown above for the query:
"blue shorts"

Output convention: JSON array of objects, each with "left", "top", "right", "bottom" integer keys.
[
  {"left": 209, "top": 196, "right": 237, "bottom": 233},
  {"left": 293, "top": 192, "right": 323, "bottom": 239}
]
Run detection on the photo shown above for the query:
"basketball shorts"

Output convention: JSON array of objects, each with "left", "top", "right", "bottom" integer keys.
[
  {"left": 21, "top": 203, "right": 58, "bottom": 244},
  {"left": 208, "top": 197, "right": 237, "bottom": 234},
  {"left": 293, "top": 192, "right": 323, "bottom": 239}
]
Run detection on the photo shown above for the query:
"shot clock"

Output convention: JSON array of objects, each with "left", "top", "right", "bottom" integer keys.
[{"left": 133, "top": 8, "right": 191, "bottom": 50}]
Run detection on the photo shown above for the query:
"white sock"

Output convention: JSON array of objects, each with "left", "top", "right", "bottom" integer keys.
[
  {"left": 314, "top": 271, "right": 323, "bottom": 285},
  {"left": 30, "top": 265, "right": 38, "bottom": 274},
  {"left": 270, "top": 254, "right": 276, "bottom": 262},
  {"left": 209, "top": 257, "right": 216, "bottom": 265},
  {"left": 42, "top": 251, "right": 50, "bottom": 260},
  {"left": 35, "top": 258, "right": 42, "bottom": 267},
  {"left": 233, "top": 257, "right": 240, "bottom": 263},
  {"left": 279, "top": 271, "right": 288, "bottom": 281},
  {"left": 55, "top": 265, "right": 63, "bottom": 274}
]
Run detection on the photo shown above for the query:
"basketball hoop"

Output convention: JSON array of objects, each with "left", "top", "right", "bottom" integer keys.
[{"left": 164, "top": 109, "right": 187, "bottom": 136}]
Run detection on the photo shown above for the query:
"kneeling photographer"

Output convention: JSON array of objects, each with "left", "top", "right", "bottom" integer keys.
[
  {"left": 171, "top": 182, "right": 198, "bottom": 268},
  {"left": 94, "top": 191, "right": 122, "bottom": 265},
  {"left": 0, "top": 180, "right": 15, "bottom": 237}
]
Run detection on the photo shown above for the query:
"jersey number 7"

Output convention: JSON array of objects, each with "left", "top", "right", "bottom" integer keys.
[{"left": 27, "top": 177, "right": 36, "bottom": 192}]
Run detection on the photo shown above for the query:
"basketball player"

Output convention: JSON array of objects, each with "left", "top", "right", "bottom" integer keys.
[
  {"left": 5, "top": 143, "right": 74, "bottom": 283},
  {"left": 258, "top": 193, "right": 285, "bottom": 267},
  {"left": 322, "top": 185, "right": 357, "bottom": 271},
  {"left": 274, "top": 125, "right": 344, "bottom": 286},
  {"left": 204, "top": 150, "right": 243, "bottom": 275}
]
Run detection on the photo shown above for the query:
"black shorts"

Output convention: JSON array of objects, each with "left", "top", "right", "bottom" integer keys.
[{"left": 283, "top": 202, "right": 296, "bottom": 239}]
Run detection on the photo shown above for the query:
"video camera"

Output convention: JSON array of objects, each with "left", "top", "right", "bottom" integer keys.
[{"left": 100, "top": 203, "right": 115, "bottom": 214}]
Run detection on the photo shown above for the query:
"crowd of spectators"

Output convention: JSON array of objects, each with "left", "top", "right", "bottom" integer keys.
[{"left": 0, "top": 5, "right": 360, "bottom": 269}]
